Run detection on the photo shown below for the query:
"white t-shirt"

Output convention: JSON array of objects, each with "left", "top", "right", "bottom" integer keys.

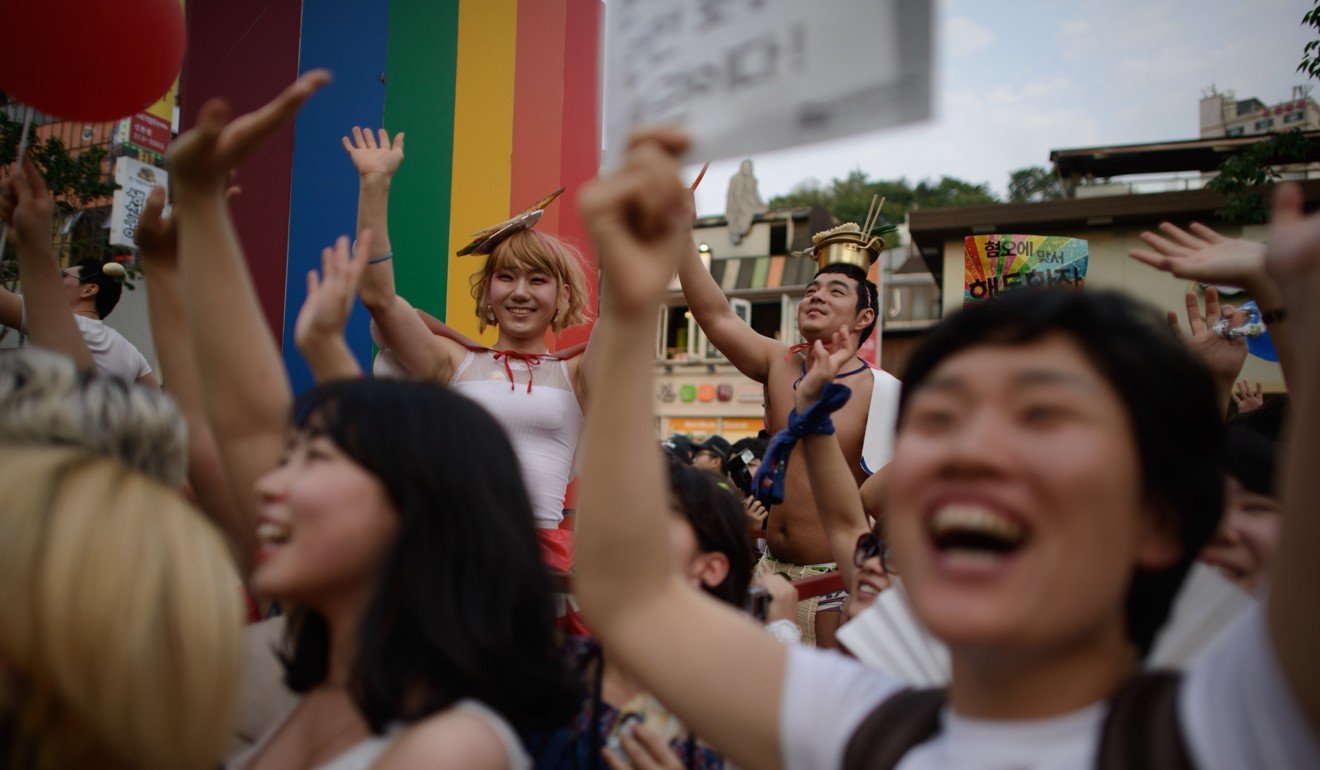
[
  {"left": 20, "top": 304, "right": 152, "bottom": 382},
  {"left": 71, "top": 314, "right": 153, "bottom": 382},
  {"left": 781, "top": 605, "right": 1320, "bottom": 769}
]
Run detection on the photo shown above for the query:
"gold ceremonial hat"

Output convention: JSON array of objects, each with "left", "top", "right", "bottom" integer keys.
[
  {"left": 791, "top": 195, "right": 890, "bottom": 271},
  {"left": 797, "top": 223, "right": 885, "bottom": 271}
]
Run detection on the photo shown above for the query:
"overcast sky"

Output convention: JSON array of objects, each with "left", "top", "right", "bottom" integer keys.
[{"left": 689, "top": 0, "right": 1315, "bottom": 216}]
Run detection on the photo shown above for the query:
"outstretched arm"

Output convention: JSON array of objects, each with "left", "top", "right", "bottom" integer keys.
[
  {"left": 1131, "top": 222, "right": 1293, "bottom": 385},
  {"left": 170, "top": 71, "right": 330, "bottom": 522},
  {"left": 136, "top": 184, "right": 255, "bottom": 573},
  {"left": 797, "top": 326, "right": 875, "bottom": 591},
  {"left": 294, "top": 233, "right": 371, "bottom": 381},
  {"left": 576, "top": 129, "right": 785, "bottom": 770},
  {"left": 0, "top": 164, "right": 94, "bottom": 369},
  {"left": 343, "top": 127, "right": 461, "bottom": 382},
  {"left": 677, "top": 208, "right": 781, "bottom": 382},
  {"left": 1260, "top": 184, "right": 1320, "bottom": 731}
]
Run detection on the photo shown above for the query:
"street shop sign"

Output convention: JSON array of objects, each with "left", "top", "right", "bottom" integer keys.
[{"left": 109, "top": 156, "right": 167, "bottom": 250}]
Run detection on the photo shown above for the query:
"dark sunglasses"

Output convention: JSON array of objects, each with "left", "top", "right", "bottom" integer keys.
[{"left": 853, "top": 531, "right": 891, "bottom": 572}]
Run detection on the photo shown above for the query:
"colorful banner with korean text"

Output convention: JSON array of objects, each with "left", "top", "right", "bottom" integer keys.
[{"left": 963, "top": 234, "right": 1088, "bottom": 305}]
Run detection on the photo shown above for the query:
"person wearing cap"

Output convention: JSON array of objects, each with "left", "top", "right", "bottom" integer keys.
[
  {"left": 661, "top": 433, "right": 696, "bottom": 465},
  {"left": 0, "top": 163, "right": 156, "bottom": 386},
  {"left": 676, "top": 213, "right": 898, "bottom": 648},
  {"left": 692, "top": 434, "right": 732, "bottom": 476}
]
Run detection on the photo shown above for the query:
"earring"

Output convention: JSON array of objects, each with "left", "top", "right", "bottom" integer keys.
[{"left": 486, "top": 305, "right": 497, "bottom": 324}]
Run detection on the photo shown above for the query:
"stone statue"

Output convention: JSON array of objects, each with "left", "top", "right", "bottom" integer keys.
[{"left": 725, "top": 159, "right": 767, "bottom": 245}]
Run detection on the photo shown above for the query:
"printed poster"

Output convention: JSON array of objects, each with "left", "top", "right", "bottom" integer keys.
[{"left": 963, "top": 234, "right": 1088, "bottom": 305}]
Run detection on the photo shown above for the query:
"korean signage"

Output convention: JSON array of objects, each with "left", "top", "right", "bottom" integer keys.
[
  {"left": 963, "top": 235, "right": 1088, "bottom": 305},
  {"left": 113, "top": 112, "right": 172, "bottom": 156},
  {"left": 603, "top": 0, "right": 932, "bottom": 164},
  {"left": 109, "top": 157, "right": 167, "bottom": 250}
]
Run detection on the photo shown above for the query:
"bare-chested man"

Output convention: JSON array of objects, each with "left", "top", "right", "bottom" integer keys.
[{"left": 678, "top": 238, "right": 892, "bottom": 647}]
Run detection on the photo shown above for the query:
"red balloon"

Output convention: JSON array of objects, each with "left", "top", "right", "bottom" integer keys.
[{"left": 0, "top": 0, "right": 186, "bottom": 122}]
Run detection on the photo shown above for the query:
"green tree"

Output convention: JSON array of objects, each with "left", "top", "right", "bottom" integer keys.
[
  {"left": 769, "top": 168, "right": 998, "bottom": 231},
  {"left": 1209, "top": 130, "right": 1317, "bottom": 223},
  {"left": 1007, "top": 166, "right": 1064, "bottom": 203},
  {"left": 1298, "top": 1, "right": 1320, "bottom": 80},
  {"left": 0, "top": 110, "right": 121, "bottom": 284}
]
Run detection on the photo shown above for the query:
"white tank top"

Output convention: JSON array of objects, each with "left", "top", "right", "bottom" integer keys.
[
  {"left": 226, "top": 699, "right": 530, "bottom": 770},
  {"left": 450, "top": 350, "right": 582, "bottom": 526}
]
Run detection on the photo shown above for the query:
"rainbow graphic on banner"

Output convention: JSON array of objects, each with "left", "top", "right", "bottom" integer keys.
[{"left": 963, "top": 234, "right": 1088, "bottom": 305}]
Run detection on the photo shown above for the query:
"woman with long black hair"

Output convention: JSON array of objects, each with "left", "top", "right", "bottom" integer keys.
[{"left": 165, "top": 71, "right": 576, "bottom": 770}]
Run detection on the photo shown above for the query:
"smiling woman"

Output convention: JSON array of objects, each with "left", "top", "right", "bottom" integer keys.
[{"left": 343, "top": 130, "right": 600, "bottom": 577}]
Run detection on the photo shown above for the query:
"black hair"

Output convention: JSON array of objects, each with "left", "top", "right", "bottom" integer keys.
[
  {"left": 1221, "top": 424, "right": 1279, "bottom": 497},
  {"left": 666, "top": 455, "right": 755, "bottom": 608},
  {"left": 279, "top": 378, "right": 577, "bottom": 733},
  {"left": 898, "top": 289, "right": 1224, "bottom": 657},
  {"left": 73, "top": 258, "right": 123, "bottom": 319},
  {"left": 813, "top": 263, "right": 879, "bottom": 343},
  {"left": 1221, "top": 397, "right": 1288, "bottom": 496}
]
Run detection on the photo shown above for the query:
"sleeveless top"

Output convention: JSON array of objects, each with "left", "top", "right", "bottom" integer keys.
[
  {"left": 226, "top": 698, "right": 531, "bottom": 770},
  {"left": 450, "top": 350, "right": 583, "bottom": 526}
]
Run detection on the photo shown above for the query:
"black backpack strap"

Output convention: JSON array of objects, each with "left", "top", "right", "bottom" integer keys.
[
  {"left": 1096, "top": 670, "right": 1193, "bottom": 770},
  {"left": 841, "top": 688, "right": 947, "bottom": 770}
]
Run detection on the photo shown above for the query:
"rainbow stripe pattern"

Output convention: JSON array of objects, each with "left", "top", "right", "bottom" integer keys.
[{"left": 180, "top": 0, "right": 601, "bottom": 394}]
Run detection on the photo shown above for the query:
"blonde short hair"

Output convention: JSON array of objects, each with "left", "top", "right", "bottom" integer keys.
[
  {"left": 0, "top": 447, "right": 242, "bottom": 770},
  {"left": 0, "top": 349, "right": 188, "bottom": 487},
  {"left": 469, "top": 229, "right": 593, "bottom": 334}
]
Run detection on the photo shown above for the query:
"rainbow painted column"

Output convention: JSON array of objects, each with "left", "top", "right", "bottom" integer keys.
[{"left": 180, "top": 0, "right": 601, "bottom": 395}]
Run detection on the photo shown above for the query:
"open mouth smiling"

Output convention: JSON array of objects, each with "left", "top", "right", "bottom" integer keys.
[{"left": 927, "top": 502, "right": 1030, "bottom": 569}]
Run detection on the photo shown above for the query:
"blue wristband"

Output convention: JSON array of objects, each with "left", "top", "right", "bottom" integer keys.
[{"left": 367, "top": 251, "right": 394, "bottom": 265}]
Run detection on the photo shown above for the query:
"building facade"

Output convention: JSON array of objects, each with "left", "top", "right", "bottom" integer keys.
[{"left": 1200, "top": 85, "right": 1320, "bottom": 139}]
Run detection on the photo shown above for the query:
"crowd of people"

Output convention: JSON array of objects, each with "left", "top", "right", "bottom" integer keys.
[{"left": 1, "top": 71, "right": 1317, "bottom": 770}]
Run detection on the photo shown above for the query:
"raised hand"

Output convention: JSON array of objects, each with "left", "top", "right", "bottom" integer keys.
[
  {"left": 1130, "top": 222, "right": 1271, "bottom": 293},
  {"left": 134, "top": 186, "right": 176, "bottom": 261},
  {"left": 342, "top": 127, "right": 404, "bottom": 181},
  {"left": 753, "top": 572, "right": 801, "bottom": 626},
  {"left": 1261, "top": 183, "right": 1320, "bottom": 303},
  {"left": 744, "top": 495, "right": 769, "bottom": 529},
  {"left": 579, "top": 129, "right": 692, "bottom": 317},
  {"left": 602, "top": 723, "right": 685, "bottom": 770},
  {"left": 169, "top": 70, "right": 330, "bottom": 195},
  {"left": 294, "top": 231, "right": 372, "bottom": 353},
  {"left": 0, "top": 162, "right": 54, "bottom": 254},
  {"left": 1168, "top": 287, "right": 1247, "bottom": 410},
  {"left": 1232, "top": 379, "right": 1264, "bottom": 414},
  {"left": 136, "top": 180, "right": 240, "bottom": 264},
  {"left": 795, "top": 325, "right": 856, "bottom": 410}
]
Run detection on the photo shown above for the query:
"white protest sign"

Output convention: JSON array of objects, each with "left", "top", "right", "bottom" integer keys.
[
  {"left": 602, "top": 0, "right": 932, "bottom": 165},
  {"left": 109, "top": 157, "right": 167, "bottom": 250}
]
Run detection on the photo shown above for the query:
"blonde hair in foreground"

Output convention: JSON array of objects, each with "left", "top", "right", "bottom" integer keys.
[
  {"left": 0, "top": 447, "right": 242, "bottom": 770},
  {"left": 470, "top": 228, "right": 593, "bottom": 333}
]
